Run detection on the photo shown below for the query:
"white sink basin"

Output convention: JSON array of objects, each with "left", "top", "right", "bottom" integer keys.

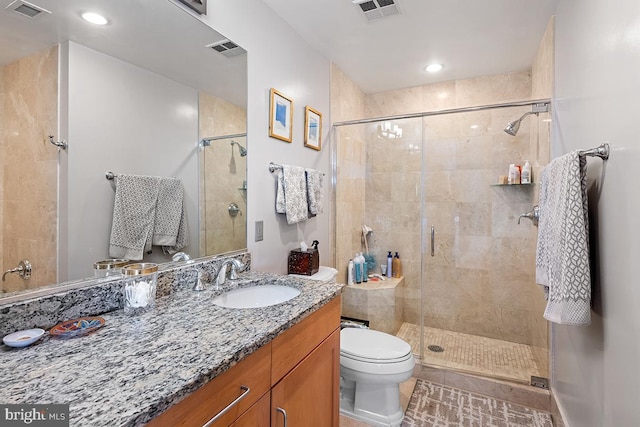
[{"left": 212, "top": 285, "right": 301, "bottom": 309}]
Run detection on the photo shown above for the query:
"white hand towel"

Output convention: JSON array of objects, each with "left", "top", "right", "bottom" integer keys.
[
  {"left": 535, "top": 152, "right": 591, "bottom": 325},
  {"left": 275, "top": 165, "right": 308, "bottom": 224},
  {"left": 109, "top": 174, "right": 162, "bottom": 260},
  {"left": 305, "top": 168, "right": 324, "bottom": 216}
]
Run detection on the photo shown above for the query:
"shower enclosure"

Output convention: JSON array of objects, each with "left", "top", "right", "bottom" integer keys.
[{"left": 334, "top": 101, "right": 551, "bottom": 385}]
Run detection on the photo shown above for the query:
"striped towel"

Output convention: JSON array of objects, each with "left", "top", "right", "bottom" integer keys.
[{"left": 535, "top": 152, "right": 591, "bottom": 325}]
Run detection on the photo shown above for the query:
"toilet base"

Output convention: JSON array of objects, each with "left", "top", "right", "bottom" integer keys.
[{"left": 339, "top": 377, "right": 405, "bottom": 427}]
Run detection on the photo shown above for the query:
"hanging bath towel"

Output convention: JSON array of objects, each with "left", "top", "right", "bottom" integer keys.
[
  {"left": 153, "top": 177, "right": 189, "bottom": 254},
  {"left": 305, "top": 168, "right": 324, "bottom": 216},
  {"left": 535, "top": 151, "right": 591, "bottom": 325},
  {"left": 275, "top": 165, "right": 308, "bottom": 224},
  {"left": 109, "top": 174, "right": 162, "bottom": 260}
]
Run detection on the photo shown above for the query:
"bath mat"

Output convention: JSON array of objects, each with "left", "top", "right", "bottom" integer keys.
[{"left": 401, "top": 379, "right": 553, "bottom": 427}]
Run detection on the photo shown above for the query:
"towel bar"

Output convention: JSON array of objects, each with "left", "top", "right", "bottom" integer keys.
[
  {"left": 268, "top": 162, "right": 325, "bottom": 175},
  {"left": 106, "top": 171, "right": 117, "bottom": 180},
  {"left": 578, "top": 143, "right": 609, "bottom": 160}
]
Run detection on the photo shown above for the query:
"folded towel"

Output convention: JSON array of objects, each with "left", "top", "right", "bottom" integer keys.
[
  {"left": 153, "top": 177, "right": 189, "bottom": 254},
  {"left": 275, "top": 165, "right": 308, "bottom": 224},
  {"left": 305, "top": 168, "right": 324, "bottom": 216},
  {"left": 109, "top": 174, "right": 162, "bottom": 260},
  {"left": 109, "top": 174, "right": 189, "bottom": 260},
  {"left": 535, "top": 152, "right": 591, "bottom": 325}
]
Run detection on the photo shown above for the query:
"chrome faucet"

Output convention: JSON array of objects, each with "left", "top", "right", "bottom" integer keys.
[{"left": 215, "top": 259, "right": 245, "bottom": 287}]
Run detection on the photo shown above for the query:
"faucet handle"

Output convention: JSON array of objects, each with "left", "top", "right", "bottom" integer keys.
[{"left": 229, "top": 260, "right": 245, "bottom": 280}]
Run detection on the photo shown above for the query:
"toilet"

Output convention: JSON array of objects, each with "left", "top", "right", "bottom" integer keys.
[
  {"left": 289, "top": 265, "right": 415, "bottom": 427},
  {"left": 339, "top": 328, "right": 415, "bottom": 426}
]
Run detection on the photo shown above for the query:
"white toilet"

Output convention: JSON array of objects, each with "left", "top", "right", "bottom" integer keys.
[
  {"left": 339, "top": 328, "right": 415, "bottom": 427},
  {"left": 289, "top": 266, "right": 415, "bottom": 426}
]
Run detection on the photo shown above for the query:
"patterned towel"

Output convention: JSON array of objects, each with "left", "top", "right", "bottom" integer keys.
[
  {"left": 109, "top": 175, "right": 189, "bottom": 260},
  {"left": 153, "top": 177, "right": 189, "bottom": 254},
  {"left": 275, "top": 165, "right": 308, "bottom": 224},
  {"left": 109, "top": 174, "right": 162, "bottom": 260},
  {"left": 536, "top": 152, "right": 591, "bottom": 325},
  {"left": 305, "top": 168, "right": 324, "bottom": 216}
]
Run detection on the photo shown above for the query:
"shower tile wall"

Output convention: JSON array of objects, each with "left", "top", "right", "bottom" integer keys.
[
  {"left": 198, "top": 93, "right": 247, "bottom": 255},
  {"left": 1, "top": 46, "right": 58, "bottom": 292},
  {"left": 331, "top": 64, "right": 367, "bottom": 281}
]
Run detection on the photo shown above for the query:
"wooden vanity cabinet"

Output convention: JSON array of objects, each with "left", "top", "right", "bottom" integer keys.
[{"left": 147, "top": 296, "right": 341, "bottom": 427}]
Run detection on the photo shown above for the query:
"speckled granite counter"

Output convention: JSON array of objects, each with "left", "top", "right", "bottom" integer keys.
[{"left": 0, "top": 271, "right": 343, "bottom": 426}]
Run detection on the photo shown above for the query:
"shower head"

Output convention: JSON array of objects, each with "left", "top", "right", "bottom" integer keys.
[
  {"left": 231, "top": 140, "right": 247, "bottom": 157},
  {"left": 504, "top": 103, "right": 550, "bottom": 136},
  {"left": 504, "top": 111, "right": 535, "bottom": 136}
]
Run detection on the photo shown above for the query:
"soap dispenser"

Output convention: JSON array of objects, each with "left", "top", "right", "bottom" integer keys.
[{"left": 392, "top": 252, "right": 402, "bottom": 278}]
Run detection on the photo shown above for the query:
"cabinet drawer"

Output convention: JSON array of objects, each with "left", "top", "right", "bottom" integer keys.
[
  {"left": 147, "top": 343, "right": 271, "bottom": 427},
  {"left": 230, "top": 392, "right": 270, "bottom": 427},
  {"left": 271, "top": 296, "right": 341, "bottom": 385}
]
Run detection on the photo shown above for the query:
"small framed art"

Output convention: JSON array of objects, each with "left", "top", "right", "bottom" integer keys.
[
  {"left": 304, "top": 106, "right": 322, "bottom": 151},
  {"left": 269, "top": 88, "right": 293, "bottom": 143}
]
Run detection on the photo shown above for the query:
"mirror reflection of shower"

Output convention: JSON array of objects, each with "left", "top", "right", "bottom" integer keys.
[{"left": 231, "top": 140, "right": 247, "bottom": 157}]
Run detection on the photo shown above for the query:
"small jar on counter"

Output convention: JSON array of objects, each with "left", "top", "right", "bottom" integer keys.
[
  {"left": 122, "top": 263, "right": 158, "bottom": 315},
  {"left": 93, "top": 259, "right": 130, "bottom": 278}
]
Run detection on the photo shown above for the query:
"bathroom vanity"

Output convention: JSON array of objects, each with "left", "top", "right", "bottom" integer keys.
[{"left": 0, "top": 264, "right": 343, "bottom": 427}]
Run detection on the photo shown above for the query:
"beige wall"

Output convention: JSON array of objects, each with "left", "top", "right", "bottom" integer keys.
[
  {"left": 1, "top": 46, "right": 58, "bottom": 292},
  {"left": 334, "top": 63, "right": 553, "bottom": 351},
  {"left": 198, "top": 93, "right": 247, "bottom": 256}
]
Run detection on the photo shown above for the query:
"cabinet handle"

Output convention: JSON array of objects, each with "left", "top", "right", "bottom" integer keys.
[
  {"left": 276, "top": 407, "right": 288, "bottom": 427},
  {"left": 202, "top": 385, "right": 250, "bottom": 427},
  {"left": 430, "top": 225, "right": 435, "bottom": 257}
]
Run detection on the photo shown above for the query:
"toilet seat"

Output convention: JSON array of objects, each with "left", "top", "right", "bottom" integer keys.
[
  {"left": 340, "top": 328, "right": 414, "bottom": 376},
  {"left": 341, "top": 328, "right": 412, "bottom": 361}
]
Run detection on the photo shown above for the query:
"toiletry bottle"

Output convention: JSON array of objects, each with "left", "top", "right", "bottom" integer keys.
[
  {"left": 521, "top": 160, "right": 532, "bottom": 184},
  {"left": 392, "top": 252, "right": 402, "bottom": 278},
  {"left": 354, "top": 253, "right": 363, "bottom": 284},
  {"left": 387, "top": 251, "right": 393, "bottom": 277},
  {"left": 516, "top": 165, "right": 522, "bottom": 184},
  {"left": 362, "top": 253, "right": 368, "bottom": 282},
  {"left": 347, "top": 259, "right": 354, "bottom": 285},
  {"left": 507, "top": 164, "right": 516, "bottom": 184}
]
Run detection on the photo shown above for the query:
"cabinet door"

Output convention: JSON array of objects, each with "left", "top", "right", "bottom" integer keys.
[
  {"left": 230, "top": 393, "right": 270, "bottom": 427},
  {"left": 271, "top": 329, "right": 340, "bottom": 427}
]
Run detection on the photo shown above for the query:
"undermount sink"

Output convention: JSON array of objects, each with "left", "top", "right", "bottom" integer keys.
[{"left": 212, "top": 285, "right": 301, "bottom": 309}]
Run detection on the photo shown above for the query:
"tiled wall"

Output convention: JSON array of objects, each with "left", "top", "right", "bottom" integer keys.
[
  {"left": 1, "top": 46, "right": 58, "bottom": 293},
  {"left": 198, "top": 92, "right": 247, "bottom": 256}
]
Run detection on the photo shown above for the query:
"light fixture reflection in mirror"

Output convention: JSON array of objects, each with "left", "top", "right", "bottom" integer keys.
[{"left": 0, "top": 0, "right": 247, "bottom": 300}]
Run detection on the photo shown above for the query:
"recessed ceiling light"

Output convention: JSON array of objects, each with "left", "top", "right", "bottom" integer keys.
[
  {"left": 425, "top": 63, "right": 444, "bottom": 73},
  {"left": 82, "top": 12, "right": 108, "bottom": 25}
]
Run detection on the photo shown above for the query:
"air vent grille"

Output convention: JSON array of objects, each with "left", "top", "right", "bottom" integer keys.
[
  {"left": 5, "top": 0, "right": 51, "bottom": 19},
  {"left": 206, "top": 39, "right": 247, "bottom": 58},
  {"left": 352, "top": 0, "right": 399, "bottom": 22}
]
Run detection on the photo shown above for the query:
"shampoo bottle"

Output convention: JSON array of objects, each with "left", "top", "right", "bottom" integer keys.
[
  {"left": 347, "top": 259, "right": 354, "bottom": 285},
  {"left": 354, "top": 253, "right": 363, "bottom": 284},
  {"left": 392, "top": 252, "right": 402, "bottom": 278},
  {"left": 521, "top": 160, "right": 532, "bottom": 184},
  {"left": 362, "top": 254, "right": 368, "bottom": 282},
  {"left": 387, "top": 251, "right": 393, "bottom": 277}
]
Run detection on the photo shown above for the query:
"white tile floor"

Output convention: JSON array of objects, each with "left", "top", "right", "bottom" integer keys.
[{"left": 396, "top": 322, "right": 544, "bottom": 384}]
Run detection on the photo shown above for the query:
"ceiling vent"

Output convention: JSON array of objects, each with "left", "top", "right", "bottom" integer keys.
[
  {"left": 352, "top": 0, "right": 399, "bottom": 22},
  {"left": 4, "top": 0, "right": 51, "bottom": 19},
  {"left": 206, "top": 39, "right": 247, "bottom": 58}
]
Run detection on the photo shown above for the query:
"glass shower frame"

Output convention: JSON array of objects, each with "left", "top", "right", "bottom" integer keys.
[{"left": 332, "top": 99, "right": 551, "bottom": 385}]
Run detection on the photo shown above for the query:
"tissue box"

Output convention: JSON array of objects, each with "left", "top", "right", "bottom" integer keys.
[{"left": 288, "top": 248, "right": 319, "bottom": 276}]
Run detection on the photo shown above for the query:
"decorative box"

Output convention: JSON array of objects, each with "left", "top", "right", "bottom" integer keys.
[{"left": 288, "top": 248, "right": 319, "bottom": 276}]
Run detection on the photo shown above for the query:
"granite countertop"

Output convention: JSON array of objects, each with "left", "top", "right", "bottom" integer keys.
[{"left": 0, "top": 271, "right": 343, "bottom": 426}]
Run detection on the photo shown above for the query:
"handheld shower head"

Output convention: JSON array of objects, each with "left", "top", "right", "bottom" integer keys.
[{"left": 230, "top": 140, "right": 247, "bottom": 157}]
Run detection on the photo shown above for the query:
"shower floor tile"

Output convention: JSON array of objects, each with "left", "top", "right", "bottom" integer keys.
[{"left": 396, "top": 322, "right": 543, "bottom": 384}]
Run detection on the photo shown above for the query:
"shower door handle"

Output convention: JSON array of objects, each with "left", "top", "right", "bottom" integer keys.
[{"left": 430, "top": 226, "right": 435, "bottom": 257}]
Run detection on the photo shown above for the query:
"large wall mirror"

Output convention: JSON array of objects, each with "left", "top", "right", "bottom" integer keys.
[{"left": 0, "top": 0, "right": 247, "bottom": 299}]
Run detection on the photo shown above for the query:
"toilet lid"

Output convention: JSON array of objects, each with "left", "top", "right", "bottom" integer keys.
[{"left": 341, "top": 328, "right": 412, "bottom": 363}]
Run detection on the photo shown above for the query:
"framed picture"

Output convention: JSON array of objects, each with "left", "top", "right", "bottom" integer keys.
[
  {"left": 304, "top": 106, "right": 322, "bottom": 151},
  {"left": 177, "top": 0, "right": 207, "bottom": 14},
  {"left": 269, "top": 88, "right": 293, "bottom": 143}
]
